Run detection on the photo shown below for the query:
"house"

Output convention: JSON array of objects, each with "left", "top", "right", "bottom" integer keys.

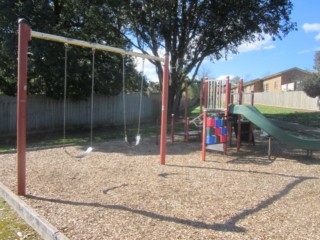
[
  {"left": 243, "top": 78, "right": 263, "bottom": 93},
  {"left": 243, "top": 67, "right": 311, "bottom": 93}
]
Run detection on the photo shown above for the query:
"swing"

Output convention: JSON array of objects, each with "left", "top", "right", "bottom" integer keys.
[
  {"left": 63, "top": 45, "right": 95, "bottom": 158},
  {"left": 122, "top": 55, "right": 144, "bottom": 147}
]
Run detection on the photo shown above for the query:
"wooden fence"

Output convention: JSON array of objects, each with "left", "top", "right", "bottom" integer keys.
[
  {"left": 0, "top": 93, "right": 161, "bottom": 135},
  {"left": 242, "top": 91, "right": 320, "bottom": 111}
]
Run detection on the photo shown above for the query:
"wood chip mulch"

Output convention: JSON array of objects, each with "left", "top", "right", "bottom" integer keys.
[{"left": 0, "top": 134, "right": 320, "bottom": 240}]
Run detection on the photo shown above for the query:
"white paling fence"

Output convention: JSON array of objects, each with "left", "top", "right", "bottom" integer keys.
[
  {"left": 242, "top": 91, "right": 320, "bottom": 111},
  {"left": 0, "top": 93, "right": 161, "bottom": 135}
]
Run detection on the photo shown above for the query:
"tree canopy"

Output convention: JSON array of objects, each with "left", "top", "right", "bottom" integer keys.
[
  {"left": 114, "top": 0, "right": 297, "bottom": 113},
  {"left": 0, "top": 0, "right": 145, "bottom": 99},
  {"left": 0, "top": 0, "right": 297, "bottom": 109},
  {"left": 303, "top": 51, "right": 320, "bottom": 98},
  {"left": 314, "top": 51, "right": 320, "bottom": 71}
]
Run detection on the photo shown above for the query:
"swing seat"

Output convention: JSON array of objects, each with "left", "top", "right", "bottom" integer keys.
[
  {"left": 76, "top": 147, "right": 93, "bottom": 158},
  {"left": 125, "top": 135, "right": 141, "bottom": 147},
  {"left": 64, "top": 146, "right": 93, "bottom": 159}
]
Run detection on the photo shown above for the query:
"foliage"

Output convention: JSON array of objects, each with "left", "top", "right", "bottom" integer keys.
[
  {"left": 0, "top": 0, "right": 146, "bottom": 99},
  {"left": 186, "top": 81, "right": 200, "bottom": 100},
  {"left": 302, "top": 51, "right": 320, "bottom": 98},
  {"left": 314, "top": 51, "right": 320, "bottom": 71},
  {"left": 114, "top": 0, "right": 297, "bottom": 114},
  {"left": 302, "top": 72, "right": 320, "bottom": 98}
]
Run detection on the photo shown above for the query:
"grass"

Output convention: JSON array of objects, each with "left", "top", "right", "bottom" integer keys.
[
  {"left": 0, "top": 198, "right": 42, "bottom": 239},
  {"left": 254, "top": 105, "right": 320, "bottom": 128},
  {"left": 0, "top": 124, "right": 161, "bottom": 153}
]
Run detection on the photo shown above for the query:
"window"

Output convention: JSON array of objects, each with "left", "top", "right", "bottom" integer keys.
[
  {"left": 264, "top": 83, "right": 269, "bottom": 92},
  {"left": 296, "top": 80, "right": 302, "bottom": 91},
  {"left": 274, "top": 81, "right": 278, "bottom": 89}
]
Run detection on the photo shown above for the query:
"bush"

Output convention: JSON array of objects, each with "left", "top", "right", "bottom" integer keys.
[{"left": 302, "top": 73, "right": 320, "bottom": 98}]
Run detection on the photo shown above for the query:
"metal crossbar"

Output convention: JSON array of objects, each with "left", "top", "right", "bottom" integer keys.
[{"left": 31, "top": 31, "right": 164, "bottom": 62}]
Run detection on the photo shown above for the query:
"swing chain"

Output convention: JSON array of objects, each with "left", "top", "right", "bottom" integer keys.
[
  {"left": 122, "top": 55, "right": 144, "bottom": 146},
  {"left": 90, "top": 48, "right": 96, "bottom": 146}
]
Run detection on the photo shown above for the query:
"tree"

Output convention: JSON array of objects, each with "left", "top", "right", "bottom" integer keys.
[
  {"left": 113, "top": 0, "right": 297, "bottom": 114},
  {"left": 302, "top": 73, "right": 320, "bottom": 98},
  {"left": 302, "top": 51, "right": 320, "bottom": 98},
  {"left": 0, "top": 0, "right": 145, "bottom": 99},
  {"left": 314, "top": 51, "right": 320, "bottom": 71}
]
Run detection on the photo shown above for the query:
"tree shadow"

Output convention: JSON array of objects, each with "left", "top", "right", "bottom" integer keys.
[{"left": 26, "top": 173, "right": 317, "bottom": 233}]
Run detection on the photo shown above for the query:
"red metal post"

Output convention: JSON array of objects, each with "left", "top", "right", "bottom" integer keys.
[
  {"left": 17, "top": 19, "right": 31, "bottom": 196},
  {"left": 185, "top": 117, "right": 190, "bottom": 142},
  {"left": 160, "top": 55, "right": 169, "bottom": 165},
  {"left": 238, "top": 79, "right": 243, "bottom": 105},
  {"left": 236, "top": 80, "right": 243, "bottom": 152},
  {"left": 225, "top": 77, "right": 230, "bottom": 116},
  {"left": 184, "top": 80, "right": 188, "bottom": 141},
  {"left": 224, "top": 77, "right": 230, "bottom": 154},
  {"left": 204, "top": 77, "right": 208, "bottom": 108},
  {"left": 200, "top": 79, "right": 203, "bottom": 113},
  {"left": 201, "top": 110, "right": 207, "bottom": 161}
]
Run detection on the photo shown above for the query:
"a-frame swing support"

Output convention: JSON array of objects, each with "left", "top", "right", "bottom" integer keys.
[{"left": 16, "top": 19, "right": 169, "bottom": 196}]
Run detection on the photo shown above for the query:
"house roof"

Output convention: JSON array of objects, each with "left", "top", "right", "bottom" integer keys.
[
  {"left": 243, "top": 78, "right": 262, "bottom": 86},
  {"left": 243, "top": 67, "right": 311, "bottom": 86},
  {"left": 261, "top": 67, "right": 310, "bottom": 80}
]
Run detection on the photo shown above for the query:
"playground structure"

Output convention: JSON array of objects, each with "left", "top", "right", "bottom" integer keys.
[
  {"left": 201, "top": 77, "right": 231, "bottom": 161},
  {"left": 201, "top": 76, "right": 320, "bottom": 161},
  {"left": 16, "top": 19, "right": 169, "bottom": 196}
]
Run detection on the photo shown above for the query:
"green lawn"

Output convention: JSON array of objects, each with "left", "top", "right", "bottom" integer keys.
[
  {"left": 0, "top": 124, "right": 160, "bottom": 153},
  {"left": 0, "top": 198, "right": 41, "bottom": 239},
  {"left": 254, "top": 105, "right": 320, "bottom": 128}
]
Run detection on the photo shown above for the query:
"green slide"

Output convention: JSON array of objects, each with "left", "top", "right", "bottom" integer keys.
[{"left": 229, "top": 104, "right": 320, "bottom": 151}]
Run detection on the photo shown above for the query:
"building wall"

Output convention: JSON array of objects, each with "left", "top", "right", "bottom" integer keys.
[
  {"left": 254, "top": 81, "right": 263, "bottom": 92},
  {"left": 262, "top": 76, "right": 282, "bottom": 93},
  {"left": 244, "top": 68, "right": 312, "bottom": 93}
]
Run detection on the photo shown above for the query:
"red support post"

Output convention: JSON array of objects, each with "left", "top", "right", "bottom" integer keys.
[
  {"left": 236, "top": 80, "right": 243, "bottom": 152},
  {"left": 185, "top": 117, "right": 190, "bottom": 142},
  {"left": 238, "top": 79, "right": 243, "bottom": 105},
  {"left": 200, "top": 79, "right": 203, "bottom": 113},
  {"left": 201, "top": 110, "right": 207, "bottom": 161},
  {"left": 160, "top": 54, "right": 169, "bottom": 165},
  {"left": 225, "top": 77, "right": 230, "bottom": 117},
  {"left": 204, "top": 77, "right": 208, "bottom": 108},
  {"left": 17, "top": 19, "right": 31, "bottom": 196},
  {"left": 184, "top": 80, "right": 188, "bottom": 141},
  {"left": 224, "top": 77, "right": 230, "bottom": 154}
]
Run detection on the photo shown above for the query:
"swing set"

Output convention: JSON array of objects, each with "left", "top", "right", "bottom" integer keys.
[{"left": 16, "top": 19, "right": 169, "bottom": 196}]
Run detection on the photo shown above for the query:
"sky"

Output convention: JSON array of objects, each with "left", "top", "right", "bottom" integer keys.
[{"left": 139, "top": 0, "right": 320, "bottom": 83}]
